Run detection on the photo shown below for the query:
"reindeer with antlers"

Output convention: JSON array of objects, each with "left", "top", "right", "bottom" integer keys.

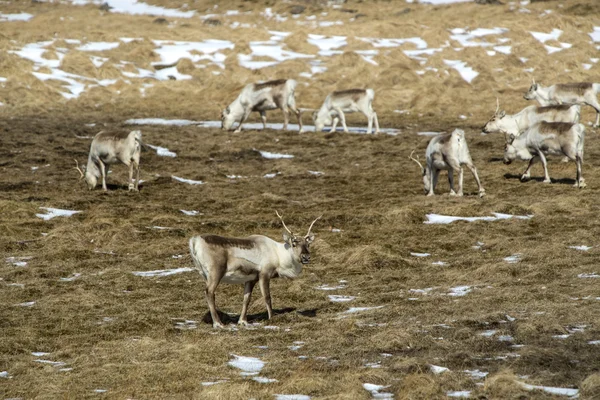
[{"left": 189, "top": 211, "right": 321, "bottom": 328}]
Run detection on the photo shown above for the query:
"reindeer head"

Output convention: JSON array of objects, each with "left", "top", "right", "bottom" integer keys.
[
  {"left": 524, "top": 78, "right": 539, "bottom": 100},
  {"left": 276, "top": 211, "right": 321, "bottom": 265},
  {"left": 409, "top": 150, "right": 429, "bottom": 194},
  {"left": 74, "top": 159, "right": 99, "bottom": 190},
  {"left": 221, "top": 106, "right": 235, "bottom": 130},
  {"left": 312, "top": 110, "right": 330, "bottom": 132},
  {"left": 483, "top": 98, "right": 506, "bottom": 134}
]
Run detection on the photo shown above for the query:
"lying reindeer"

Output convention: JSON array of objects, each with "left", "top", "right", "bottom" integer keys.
[
  {"left": 410, "top": 129, "right": 485, "bottom": 197},
  {"left": 524, "top": 79, "right": 600, "bottom": 127},
  {"left": 75, "top": 130, "right": 141, "bottom": 191},
  {"left": 189, "top": 211, "right": 321, "bottom": 328},
  {"left": 313, "top": 88, "right": 380, "bottom": 134},
  {"left": 221, "top": 79, "right": 303, "bottom": 133},
  {"left": 504, "top": 121, "right": 586, "bottom": 188}
]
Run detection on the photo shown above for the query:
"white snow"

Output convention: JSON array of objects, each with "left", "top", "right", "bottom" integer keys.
[
  {"left": 180, "top": 210, "right": 199, "bottom": 216},
  {"left": 152, "top": 39, "right": 233, "bottom": 69},
  {"left": 195, "top": 120, "right": 400, "bottom": 135},
  {"left": 239, "top": 37, "right": 313, "bottom": 70},
  {"left": 590, "top": 27, "right": 600, "bottom": 43},
  {"left": 228, "top": 355, "right": 264, "bottom": 376},
  {"left": 308, "top": 170, "right": 324, "bottom": 176},
  {"left": 274, "top": 395, "right": 311, "bottom": 400},
  {"left": 518, "top": 382, "right": 579, "bottom": 398},
  {"left": 70, "top": 0, "right": 195, "bottom": 18},
  {"left": 430, "top": 365, "right": 449, "bottom": 374},
  {"left": 410, "top": 252, "right": 430, "bottom": 257},
  {"left": 132, "top": 267, "right": 193, "bottom": 277},
  {"left": 172, "top": 176, "right": 204, "bottom": 185},
  {"left": 448, "top": 286, "right": 472, "bottom": 297},
  {"left": 328, "top": 295, "right": 356, "bottom": 302},
  {"left": 569, "top": 245, "right": 591, "bottom": 251},
  {"left": 530, "top": 29, "right": 562, "bottom": 43},
  {"left": 145, "top": 144, "right": 176, "bottom": 157},
  {"left": 34, "top": 359, "right": 66, "bottom": 367},
  {"left": 363, "top": 383, "right": 393, "bottom": 399},
  {"left": 504, "top": 254, "right": 522, "bottom": 264},
  {"left": 0, "top": 371, "right": 11, "bottom": 378},
  {"left": 307, "top": 34, "right": 347, "bottom": 56},
  {"left": 315, "top": 283, "right": 347, "bottom": 291},
  {"left": 409, "top": 288, "right": 433, "bottom": 294},
  {"left": 59, "top": 273, "right": 82, "bottom": 282},
  {"left": 443, "top": 60, "right": 478, "bottom": 83},
  {"left": 432, "top": 261, "right": 448, "bottom": 266},
  {"left": 480, "top": 329, "right": 497, "bottom": 337},
  {"left": 553, "top": 334, "right": 570, "bottom": 340},
  {"left": 578, "top": 273, "right": 599, "bottom": 278},
  {"left": 419, "top": 0, "right": 470, "bottom": 3},
  {"left": 253, "top": 376, "right": 278, "bottom": 383},
  {"left": 418, "top": 131, "right": 441, "bottom": 136},
  {"left": 6, "top": 256, "right": 31, "bottom": 267},
  {"left": 425, "top": 212, "right": 532, "bottom": 224},
  {"left": 342, "top": 306, "right": 384, "bottom": 314},
  {"left": 447, "top": 392, "right": 471, "bottom": 398},
  {"left": 126, "top": 118, "right": 199, "bottom": 126},
  {"left": 36, "top": 207, "right": 81, "bottom": 220},
  {"left": 450, "top": 27, "right": 508, "bottom": 48},
  {"left": 464, "top": 369, "right": 488, "bottom": 379},
  {"left": 256, "top": 149, "right": 294, "bottom": 159},
  {"left": 201, "top": 380, "right": 227, "bottom": 386},
  {"left": 0, "top": 13, "right": 34, "bottom": 22},
  {"left": 77, "top": 42, "right": 120, "bottom": 51},
  {"left": 589, "top": 340, "right": 600, "bottom": 345},
  {"left": 32, "top": 352, "right": 50, "bottom": 357}
]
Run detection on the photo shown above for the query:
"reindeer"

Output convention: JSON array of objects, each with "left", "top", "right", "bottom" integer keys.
[
  {"left": 524, "top": 79, "right": 600, "bottom": 127},
  {"left": 221, "top": 79, "right": 303, "bottom": 133},
  {"left": 189, "top": 211, "right": 321, "bottom": 328},
  {"left": 410, "top": 129, "right": 485, "bottom": 197},
  {"left": 75, "top": 130, "right": 141, "bottom": 191},
  {"left": 312, "top": 88, "right": 380, "bottom": 134},
  {"left": 504, "top": 121, "right": 586, "bottom": 187}
]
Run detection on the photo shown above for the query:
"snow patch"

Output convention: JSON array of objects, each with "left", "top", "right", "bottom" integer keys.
[
  {"left": 578, "top": 273, "right": 599, "bottom": 278},
  {"left": 256, "top": 149, "right": 294, "bottom": 159},
  {"left": 530, "top": 29, "right": 562, "bottom": 43},
  {"left": 569, "top": 245, "right": 591, "bottom": 251},
  {"left": 443, "top": 60, "right": 478, "bottom": 83},
  {"left": 228, "top": 355, "right": 264, "bottom": 376},
  {"left": 70, "top": 0, "right": 195, "bottom": 18},
  {"left": 172, "top": 176, "right": 204, "bottom": 185},
  {"left": 342, "top": 306, "right": 384, "bottom": 314},
  {"left": 447, "top": 392, "right": 471, "bottom": 398},
  {"left": 425, "top": 212, "right": 532, "bottom": 224},
  {"left": 180, "top": 210, "right": 199, "bottom": 216},
  {"left": 0, "top": 13, "right": 34, "bottom": 22},
  {"left": 328, "top": 295, "right": 355, "bottom": 302},
  {"left": 448, "top": 286, "right": 472, "bottom": 297},
  {"left": 126, "top": 118, "right": 199, "bottom": 126},
  {"left": 132, "top": 267, "right": 193, "bottom": 277},
  {"left": 36, "top": 207, "right": 81, "bottom": 220},
  {"left": 363, "top": 383, "right": 393, "bottom": 399},
  {"left": 146, "top": 144, "right": 177, "bottom": 157},
  {"left": 517, "top": 382, "right": 578, "bottom": 398},
  {"left": 430, "top": 365, "right": 449, "bottom": 374}
]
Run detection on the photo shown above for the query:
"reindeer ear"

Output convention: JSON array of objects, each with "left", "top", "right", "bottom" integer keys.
[
  {"left": 283, "top": 232, "right": 291, "bottom": 243},
  {"left": 305, "top": 234, "right": 315, "bottom": 244},
  {"left": 509, "top": 133, "right": 516, "bottom": 142},
  {"left": 499, "top": 111, "right": 506, "bottom": 118}
]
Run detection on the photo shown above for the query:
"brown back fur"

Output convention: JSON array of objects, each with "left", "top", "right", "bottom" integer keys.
[
  {"left": 535, "top": 104, "right": 572, "bottom": 113},
  {"left": 94, "top": 131, "right": 131, "bottom": 142},
  {"left": 254, "top": 79, "right": 287, "bottom": 91},
  {"left": 556, "top": 82, "right": 592, "bottom": 95},
  {"left": 538, "top": 121, "right": 574, "bottom": 135},
  {"left": 201, "top": 235, "right": 255, "bottom": 250},
  {"left": 332, "top": 88, "right": 366, "bottom": 102}
]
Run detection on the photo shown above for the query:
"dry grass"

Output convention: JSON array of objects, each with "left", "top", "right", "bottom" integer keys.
[{"left": 1, "top": 0, "right": 600, "bottom": 399}]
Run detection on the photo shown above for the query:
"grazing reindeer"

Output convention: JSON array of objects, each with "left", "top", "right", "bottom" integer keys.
[
  {"left": 221, "top": 79, "right": 303, "bottom": 133},
  {"left": 410, "top": 129, "right": 485, "bottom": 197},
  {"left": 313, "top": 88, "right": 380, "bottom": 134},
  {"left": 189, "top": 211, "right": 321, "bottom": 328},
  {"left": 524, "top": 79, "right": 600, "bottom": 127},
  {"left": 75, "top": 130, "right": 141, "bottom": 191},
  {"left": 504, "top": 121, "right": 586, "bottom": 187}
]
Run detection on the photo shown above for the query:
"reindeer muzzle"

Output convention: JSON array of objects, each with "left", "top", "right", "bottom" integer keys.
[
  {"left": 503, "top": 159, "right": 512, "bottom": 165},
  {"left": 301, "top": 255, "right": 310, "bottom": 264}
]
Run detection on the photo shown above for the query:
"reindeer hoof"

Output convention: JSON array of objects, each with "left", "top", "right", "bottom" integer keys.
[
  {"left": 457, "top": 192, "right": 464, "bottom": 197},
  {"left": 578, "top": 180, "right": 587, "bottom": 189},
  {"left": 449, "top": 191, "right": 457, "bottom": 196},
  {"left": 213, "top": 322, "right": 225, "bottom": 329},
  {"left": 561, "top": 157, "right": 570, "bottom": 163},
  {"left": 520, "top": 175, "right": 530, "bottom": 182},
  {"left": 238, "top": 320, "right": 249, "bottom": 326},
  {"left": 426, "top": 193, "right": 434, "bottom": 197},
  {"left": 479, "top": 190, "right": 486, "bottom": 198},
  {"left": 543, "top": 179, "right": 552, "bottom": 184}
]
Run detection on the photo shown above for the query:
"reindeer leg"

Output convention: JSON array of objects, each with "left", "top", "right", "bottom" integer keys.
[
  {"left": 282, "top": 107, "right": 290, "bottom": 131},
  {"left": 239, "top": 279, "right": 257, "bottom": 325},
  {"left": 258, "top": 274, "right": 273, "bottom": 320},
  {"left": 457, "top": 167, "right": 464, "bottom": 196},
  {"left": 260, "top": 111, "right": 267, "bottom": 130},
  {"left": 365, "top": 109, "right": 373, "bottom": 134},
  {"left": 537, "top": 151, "right": 551, "bottom": 183},
  {"left": 587, "top": 99, "right": 600, "bottom": 127},
  {"left": 128, "top": 162, "right": 134, "bottom": 191},
  {"left": 98, "top": 160, "right": 107, "bottom": 192},
  {"left": 330, "top": 117, "right": 339, "bottom": 133},
  {"left": 427, "top": 167, "right": 438, "bottom": 196},
  {"left": 373, "top": 111, "right": 380, "bottom": 134},
  {"left": 466, "top": 163, "right": 485, "bottom": 197},
  {"left": 134, "top": 162, "right": 140, "bottom": 191},
  {"left": 448, "top": 169, "right": 456, "bottom": 195},
  {"left": 289, "top": 105, "right": 303, "bottom": 133},
  {"left": 521, "top": 156, "right": 538, "bottom": 181},
  {"left": 335, "top": 108, "right": 349, "bottom": 133},
  {"left": 234, "top": 109, "right": 251, "bottom": 133},
  {"left": 576, "top": 155, "right": 586, "bottom": 188},
  {"left": 205, "top": 268, "right": 226, "bottom": 328}
]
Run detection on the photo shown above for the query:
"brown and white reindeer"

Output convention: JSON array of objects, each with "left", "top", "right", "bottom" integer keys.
[
  {"left": 221, "top": 79, "right": 303, "bottom": 133},
  {"left": 75, "top": 130, "right": 142, "bottom": 191},
  {"left": 189, "top": 211, "right": 321, "bottom": 328},
  {"left": 504, "top": 121, "right": 586, "bottom": 187},
  {"left": 312, "top": 88, "right": 380, "bottom": 134},
  {"left": 410, "top": 129, "right": 485, "bottom": 197},
  {"left": 524, "top": 79, "right": 600, "bottom": 127}
]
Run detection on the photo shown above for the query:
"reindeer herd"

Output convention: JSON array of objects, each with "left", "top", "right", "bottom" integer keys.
[{"left": 73, "top": 77, "right": 599, "bottom": 327}]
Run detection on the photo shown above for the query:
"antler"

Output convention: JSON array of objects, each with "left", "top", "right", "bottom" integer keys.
[
  {"left": 532, "top": 77, "right": 536, "bottom": 85},
  {"left": 495, "top": 97, "right": 500, "bottom": 114},
  {"left": 306, "top": 215, "right": 322, "bottom": 237},
  {"left": 409, "top": 150, "right": 424, "bottom": 171},
  {"left": 74, "top": 159, "right": 84, "bottom": 180},
  {"left": 275, "top": 210, "right": 294, "bottom": 236}
]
